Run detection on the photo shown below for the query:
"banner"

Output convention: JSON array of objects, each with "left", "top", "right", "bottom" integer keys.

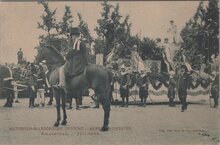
[{"left": 144, "top": 60, "right": 161, "bottom": 74}]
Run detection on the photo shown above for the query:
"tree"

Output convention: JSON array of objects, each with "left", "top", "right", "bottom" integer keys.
[
  {"left": 95, "top": 0, "right": 132, "bottom": 60},
  {"left": 181, "top": 0, "right": 219, "bottom": 68},
  {"left": 140, "top": 37, "right": 162, "bottom": 60},
  {"left": 94, "top": 0, "right": 114, "bottom": 54},
  {"left": 204, "top": 0, "right": 219, "bottom": 58},
  {"left": 37, "top": 2, "right": 57, "bottom": 37},
  {"left": 180, "top": 1, "right": 208, "bottom": 70},
  {"left": 58, "top": 6, "right": 74, "bottom": 37},
  {"left": 77, "top": 13, "right": 93, "bottom": 44}
]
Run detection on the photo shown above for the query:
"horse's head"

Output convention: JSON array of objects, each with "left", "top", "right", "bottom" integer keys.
[{"left": 35, "top": 44, "right": 65, "bottom": 66}]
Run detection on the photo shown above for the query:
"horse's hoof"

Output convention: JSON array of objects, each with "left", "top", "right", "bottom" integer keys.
[
  {"left": 76, "top": 107, "right": 81, "bottom": 110},
  {"left": 100, "top": 126, "right": 109, "bottom": 132},
  {"left": 54, "top": 122, "right": 60, "bottom": 127},
  {"left": 67, "top": 107, "right": 73, "bottom": 110},
  {"left": 61, "top": 120, "right": 67, "bottom": 126}
]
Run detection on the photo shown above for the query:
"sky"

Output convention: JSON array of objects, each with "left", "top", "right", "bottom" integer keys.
[{"left": 0, "top": 1, "right": 204, "bottom": 64}]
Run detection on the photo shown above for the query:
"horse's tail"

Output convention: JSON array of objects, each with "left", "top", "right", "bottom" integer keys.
[{"left": 107, "top": 70, "right": 113, "bottom": 85}]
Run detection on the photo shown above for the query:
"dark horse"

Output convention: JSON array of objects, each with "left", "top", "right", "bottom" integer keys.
[
  {"left": 35, "top": 45, "right": 112, "bottom": 131},
  {"left": 0, "top": 65, "right": 13, "bottom": 107}
]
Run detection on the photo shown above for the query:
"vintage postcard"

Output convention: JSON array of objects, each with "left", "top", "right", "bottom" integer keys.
[{"left": 0, "top": 0, "right": 219, "bottom": 145}]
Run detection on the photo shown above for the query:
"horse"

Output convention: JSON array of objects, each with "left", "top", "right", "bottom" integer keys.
[
  {"left": 0, "top": 65, "right": 14, "bottom": 107},
  {"left": 35, "top": 45, "right": 112, "bottom": 131}
]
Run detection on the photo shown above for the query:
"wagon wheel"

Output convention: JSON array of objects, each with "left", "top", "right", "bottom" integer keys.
[{"left": 91, "top": 94, "right": 98, "bottom": 102}]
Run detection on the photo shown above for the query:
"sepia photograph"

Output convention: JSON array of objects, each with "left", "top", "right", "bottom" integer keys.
[{"left": 0, "top": 0, "right": 219, "bottom": 145}]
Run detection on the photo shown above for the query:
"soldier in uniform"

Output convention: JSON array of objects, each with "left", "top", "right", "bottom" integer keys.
[
  {"left": 137, "top": 70, "right": 149, "bottom": 107},
  {"left": 167, "top": 71, "right": 176, "bottom": 107},
  {"left": 177, "top": 65, "right": 191, "bottom": 112},
  {"left": 27, "top": 63, "right": 37, "bottom": 108},
  {"left": 36, "top": 64, "right": 46, "bottom": 107},
  {"left": 119, "top": 64, "right": 130, "bottom": 107}
]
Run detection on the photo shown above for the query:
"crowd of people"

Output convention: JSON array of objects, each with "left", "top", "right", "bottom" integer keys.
[
  {"left": 2, "top": 60, "right": 53, "bottom": 108},
  {"left": 1, "top": 22, "right": 219, "bottom": 113}
]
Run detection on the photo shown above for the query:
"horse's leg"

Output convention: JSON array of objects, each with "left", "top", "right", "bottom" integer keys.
[
  {"left": 67, "top": 94, "right": 72, "bottom": 109},
  {"left": 61, "top": 90, "right": 67, "bottom": 125},
  {"left": 75, "top": 98, "right": 80, "bottom": 110},
  {"left": 99, "top": 87, "right": 111, "bottom": 132},
  {"left": 48, "top": 88, "right": 53, "bottom": 105},
  {"left": 53, "top": 89, "right": 61, "bottom": 127}
]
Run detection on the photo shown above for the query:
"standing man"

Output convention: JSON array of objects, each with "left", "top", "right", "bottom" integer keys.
[
  {"left": 177, "top": 65, "right": 191, "bottom": 112},
  {"left": 167, "top": 20, "right": 183, "bottom": 44},
  {"left": 36, "top": 65, "right": 46, "bottom": 107},
  {"left": 137, "top": 70, "right": 149, "bottom": 107},
  {"left": 11, "top": 81, "right": 20, "bottom": 103},
  {"left": 167, "top": 71, "right": 176, "bottom": 107},
  {"left": 27, "top": 63, "right": 37, "bottom": 108},
  {"left": 17, "top": 48, "right": 23, "bottom": 65},
  {"left": 119, "top": 64, "right": 130, "bottom": 107}
]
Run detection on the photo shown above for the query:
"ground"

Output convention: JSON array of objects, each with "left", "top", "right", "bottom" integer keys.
[{"left": 0, "top": 95, "right": 219, "bottom": 145}]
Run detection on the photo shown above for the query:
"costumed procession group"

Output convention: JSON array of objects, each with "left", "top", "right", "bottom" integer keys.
[{"left": 0, "top": 20, "right": 219, "bottom": 115}]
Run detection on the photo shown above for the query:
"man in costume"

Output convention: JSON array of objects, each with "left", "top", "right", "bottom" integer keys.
[
  {"left": 167, "top": 71, "right": 176, "bottom": 107},
  {"left": 58, "top": 27, "right": 88, "bottom": 89},
  {"left": 119, "top": 64, "right": 131, "bottom": 107},
  {"left": 177, "top": 65, "right": 191, "bottom": 112},
  {"left": 137, "top": 70, "right": 149, "bottom": 107}
]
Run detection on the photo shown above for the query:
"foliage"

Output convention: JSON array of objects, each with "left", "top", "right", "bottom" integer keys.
[
  {"left": 77, "top": 13, "right": 93, "bottom": 44},
  {"left": 180, "top": 0, "right": 219, "bottom": 68},
  {"left": 37, "top": 2, "right": 58, "bottom": 37},
  {"left": 36, "top": 3, "right": 92, "bottom": 54},
  {"left": 94, "top": 0, "right": 132, "bottom": 56},
  {"left": 58, "top": 6, "right": 74, "bottom": 37}
]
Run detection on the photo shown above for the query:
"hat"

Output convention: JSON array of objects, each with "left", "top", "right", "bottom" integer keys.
[
  {"left": 164, "top": 38, "right": 169, "bottom": 42},
  {"left": 70, "top": 27, "right": 80, "bottom": 36}
]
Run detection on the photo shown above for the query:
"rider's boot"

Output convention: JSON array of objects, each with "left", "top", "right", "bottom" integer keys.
[{"left": 57, "top": 65, "right": 65, "bottom": 88}]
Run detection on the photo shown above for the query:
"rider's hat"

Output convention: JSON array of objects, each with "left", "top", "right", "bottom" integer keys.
[{"left": 70, "top": 27, "right": 80, "bottom": 37}]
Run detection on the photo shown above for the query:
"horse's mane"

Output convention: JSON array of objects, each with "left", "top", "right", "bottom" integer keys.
[{"left": 43, "top": 44, "right": 65, "bottom": 62}]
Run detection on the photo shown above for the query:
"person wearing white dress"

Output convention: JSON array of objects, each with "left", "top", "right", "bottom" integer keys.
[{"left": 167, "top": 20, "right": 183, "bottom": 44}]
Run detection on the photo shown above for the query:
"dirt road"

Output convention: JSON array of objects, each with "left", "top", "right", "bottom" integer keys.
[{"left": 0, "top": 95, "right": 219, "bottom": 145}]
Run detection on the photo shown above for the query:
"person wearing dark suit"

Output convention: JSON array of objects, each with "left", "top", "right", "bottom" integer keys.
[
  {"left": 177, "top": 65, "right": 191, "bottom": 112},
  {"left": 119, "top": 65, "right": 130, "bottom": 107},
  {"left": 137, "top": 71, "right": 149, "bottom": 107},
  {"left": 167, "top": 71, "right": 177, "bottom": 107}
]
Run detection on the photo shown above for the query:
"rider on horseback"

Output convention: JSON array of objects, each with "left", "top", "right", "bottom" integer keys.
[{"left": 58, "top": 27, "right": 88, "bottom": 88}]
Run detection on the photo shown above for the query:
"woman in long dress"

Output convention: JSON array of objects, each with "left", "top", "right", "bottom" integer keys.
[{"left": 167, "top": 20, "right": 183, "bottom": 44}]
